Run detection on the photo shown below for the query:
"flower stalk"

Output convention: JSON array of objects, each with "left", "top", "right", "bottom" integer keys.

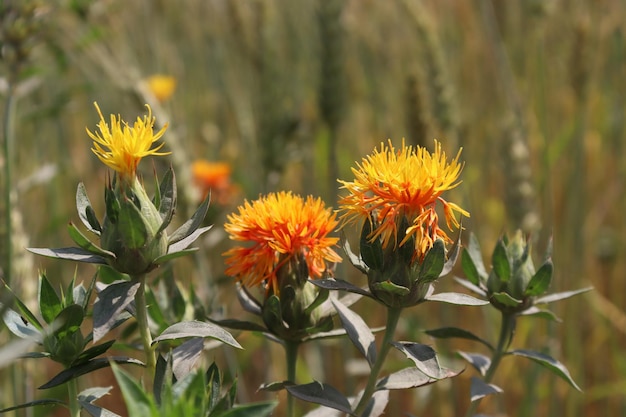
[
  {"left": 67, "top": 377, "right": 81, "bottom": 417},
  {"left": 464, "top": 312, "right": 516, "bottom": 417},
  {"left": 353, "top": 307, "right": 402, "bottom": 415},
  {"left": 285, "top": 341, "right": 300, "bottom": 417},
  {"left": 134, "top": 274, "right": 156, "bottom": 384}
]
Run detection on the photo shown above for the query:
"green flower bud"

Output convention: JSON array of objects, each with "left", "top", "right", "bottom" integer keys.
[
  {"left": 507, "top": 233, "right": 536, "bottom": 299},
  {"left": 261, "top": 255, "right": 332, "bottom": 342},
  {"left": 44, "top": 330, "right": 84, "bottom": 368},
  {"left": 486, "top": 231, "right": 540, "bottom": 313},
  {"left": 101, "top": 177, "right": 168, "bottom": 275}
]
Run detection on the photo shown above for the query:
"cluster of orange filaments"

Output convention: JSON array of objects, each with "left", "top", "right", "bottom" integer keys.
[
  {"left": 339, "top": 139, "right": 469, "bottom": 259},
  {"left": 223, "top": 191, "right": 342, "bottom": 294},
  {"left": 87, "top": 102, "right": 169, "bottom": 181}
]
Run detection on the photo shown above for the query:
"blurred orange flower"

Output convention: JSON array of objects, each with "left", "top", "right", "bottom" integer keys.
[
  {"left": 191, "top": 160, "right": 238, "bottom": 205},
  {"left": 146, "top": 75, "right": 177, "bottom": 103},
  {"left": 339, "top": 139, "right": 469, "bottom": 259},
  {"left": 223, "top": 191, "right": 342, "bottom": 294}
]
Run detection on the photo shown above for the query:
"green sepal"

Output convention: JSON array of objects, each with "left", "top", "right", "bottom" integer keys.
[
  {"left": 169, "top": 193, "right": 211, "bottom": 245},
  {"left": 359, "top": 216, "right": 383, "bottom": 270},
  {"left": 167, "top": 225, "right": 212, "bottom": 254},
  {"left": 156, "top": 167, "right": 177, "bottom": 234},
  {"left": 104, "top": 184, "right": 120, "bottom": 224},
  {"left": 461, "top": 249, "right": 481, "bottom": 286},
  {"left": 2, "top": 284, "right": 42, "bottom": 330},
  {"left": 492, "top": 238, "right": 511, "bottom": 283},
  {"left": 465, "top": 233, "right": 488, "bottom": 282},
  {"left": 54, "top": 304, "right": 84, "bottom": 338},
  {"left": 303, "top": 287, "right": 329, "bottom": 316},
  {"left": 372, "top": 280, "right": 410, "bottom": 296},
  {"left": 342, "top": 236, "right": 369, "bottom": 274},
  {"left": 486, "top": 270, "right": 501, "bottom": 294},
  {"left": 519, "top": 307, "right": 561, "bottom": 321},
  {"left": 76, "top": 182, "right": 102, "bottom": 235},
  {"left": 67, "top": 222, "right": 116, "bottom": 259},
  {"left": 117, "top": 197, "right": 149, "bottom": 249},
  {"left": 262, "top": 295, "right": 285, "bottom": 331},
  {"left": 418, "top": 239, "right": 446, "bottom": 283},
  {"left": 63, "top": 271, "right": 77, "bottom": 306},
  {"left": 153, "top": 248, "right": 198, "bottom": 265},
  {"left": 524, "top": 259, "right": 553, "bottom": 297},
  {"left": 490, "top": 291, "right": 522, "bottom": 307},
  {"left": 2, "top": 308, "right": 42, "bottom": 339},
  {"left": 152, "top": 170, "right": 161, "bottom": 210},
  {"left": 27, "top": 247, "right": 111, "bottom": 265},
  {"left": 38, "top": 272, "right": 63, "bottom": 325}
]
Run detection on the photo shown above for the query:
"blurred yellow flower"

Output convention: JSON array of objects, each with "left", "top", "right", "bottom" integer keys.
[
  {"left": 146, "top": 75, "right": 177, "bottom": 103},
  {"left": 339, "top": 139, "right": 469, "bottom": 259},
  {"left": 223, "top": 191, "right": 342, "bottom": 294},
  {"left": 191, "top": 160, "right": 238, "bottom": 205},
  {"left": 87, "top": 102, "right": 170, "bottom": 181}
]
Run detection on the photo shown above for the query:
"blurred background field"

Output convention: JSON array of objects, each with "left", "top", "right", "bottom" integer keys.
[{"left": 1, "top": 0, "right": 625, "bottom": 416}]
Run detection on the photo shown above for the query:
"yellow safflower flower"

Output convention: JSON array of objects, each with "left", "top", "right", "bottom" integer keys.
[
  {"left": 146, "top": 75, "right": 177, "bottom": 103},
  {"left": 86, "top": 102, "right": 170, "bottom": 181},
  {"left": 339, "top": 139, "right": 469, "bottom": 259}
]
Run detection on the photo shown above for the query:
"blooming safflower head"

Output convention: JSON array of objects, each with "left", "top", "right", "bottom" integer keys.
[
  {"left": 339, "top": 139, "right": 468, "bottom": 261},
  {"left": 224, "top": 191, "right": 341, "bottom": 341},
  {"left": 223, "top": 191, "right": 342, "bottom": 295},
  {"left": 28, "top": 103, "right": 213, "bottom": 278},
  {"left": 339, "top": 139, "right": 469, "bottom": 308},
  {"left": 86, "top": 102, "right": 170, "bottom": 184}
]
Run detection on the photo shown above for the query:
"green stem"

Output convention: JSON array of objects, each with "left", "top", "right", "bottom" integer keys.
[
  {"left": 67, "top": 378, "right": 81, "bottom": 417},
  {"left": 134, "top": 275, "right": 156, "bottom": 385},
  {"left": 464, "top": 312, "right": 516, "bottom": 417},
  {"left": 2, "top": 83, "right": 16, "bottom": 284},
  {"left": 353, "top": 307, "right": 403, "bottom": 416},
  {"left": 285, "top": 341, "right": 300, "bottom": 417}
]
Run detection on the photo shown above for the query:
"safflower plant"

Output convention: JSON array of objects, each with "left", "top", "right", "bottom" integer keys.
[
  {"left": 2, "top": 103, "right": 274, "bottom": 416},
  {"left": 0, "top": 104, "right": 588, "bottom": 417}
]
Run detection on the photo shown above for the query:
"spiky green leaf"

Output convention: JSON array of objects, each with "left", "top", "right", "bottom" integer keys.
[
  {"left": 76, "top": 182, "right": 102, "bottom": 234},
  {"left": 524, "top": 259, "right": 553, "bottom": 296},
  {"left": 168, "top": 193, "right": 210, "bottom": 245},
  {"left": 509, "top": 349, "right": 582, "bottom": 391},
  {"left": 67, "top": 223, "right": 115, "bottom": 259},
  {"left": 39, "top": 273, "right": 63, "bottom": 325},
  {"left": 492, "top": 239, "right": 511, "bottom": 283}
]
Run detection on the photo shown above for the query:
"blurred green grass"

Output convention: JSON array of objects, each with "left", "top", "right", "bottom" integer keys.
[{"left": 2, "top": 0, "right": 625, "bottom": 416}]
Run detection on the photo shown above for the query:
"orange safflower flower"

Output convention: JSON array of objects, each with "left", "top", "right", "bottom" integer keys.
[
  {"left": 86, "top": 102, "right": 169, "bottom": 182},
  {"left": 339, "top": 139, "right": 469, "bottom": 259},
  {"left": 223, "top": 191, "right": 342, "bottom": 294},
  {"left": 191, "top": 160, "right": 237, "bottom": 205}
]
